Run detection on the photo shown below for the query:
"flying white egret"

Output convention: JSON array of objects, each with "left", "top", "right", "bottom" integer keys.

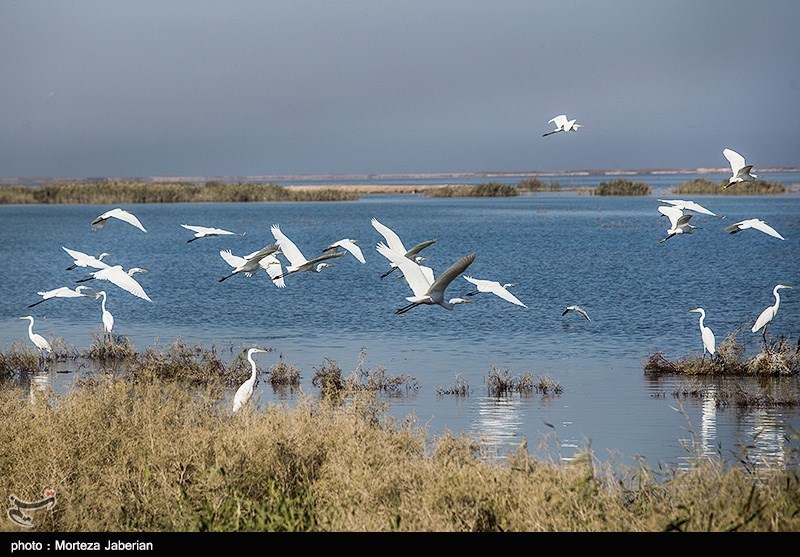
[
  {"left": 371, "top": 218, "right": 437, "bottom": 279},
  {"left": 323, "top": 239, "right": 366, "bottom": 264},
  {"left": 657, "top": 199, "right": 723, "bottom": 219},
  {"left": 658, "top": 205, "right": 699, "bottom": 243},
  {"left": 28, "top": 285, "right": 94, "bottom": 308},
  {"left": 217, "top": 244, "right": 280, "bottom": 283},
  {"left": 752, "top": 285, "right": 792, "bottom": 343},
  {"left": 562, "top": 305, "right": 591, "bottom": 321},
  {"left": 180, "top": 224, "right": 246, "bottom": 243},
  {"left": 219, "top": 248, "right": 285, "bottom": 288},
  {"left": 377, "top": 242, "right": 475, "bottom": 314},
  {"left": 62, "top": 247, "right": 112, "bottom": 270},
  {"left": 91, "top": 208, "right": 147, "bottom": 232},
  {"left": 94, "top": 291, "right": 114, "bottom": 338},
  {"left": 542, "top": 114, "right": 583, "bottom": 137},
  {"left": 77, "top": 265, "right": 152, "bottom": 301},
  {"left": 722, "top": 148, "right": 757, "bottom": 189},
  {"left": 724, "top": 218, "right": 785, "bottom": 240},
  {"left": 233, "top": 348, "right": 269, "bottom": 413},
  {"left": 270, "top": 224, "right": 344, "bottom": 279},
  {"left": 689, "top": 307, "right": 716, "bottom": 361},
  {"left": 19, "top": 315, "right": 52, "bottom": 368},
  {"left": 462, "top": 276, "right": 527, "bottom": 308}
]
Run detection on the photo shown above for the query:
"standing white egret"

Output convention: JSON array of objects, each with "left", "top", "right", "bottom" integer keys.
[
  {"left": 91, "top": 208, "right": 147, "bottom": 232},
  {"left": 217, "top": 244, "right": 281, "bottom": 283},
  {"left": 19, "top": 316, "right": 52, "bottom": 368},
  {"left": 219, "top": 248, "right": 285, "bottom": 288},
  {"left": 722, "top": 148, "right": 757, "bottom": 189},
  {"left": 233, "top": 348, "right": 269, "bottom": 413},
  {"left": 323, "top": 239, "right": 366, "bottom": 264},
  {"left": 62, "top": 247, "right": 112, "bottom": 270},
  {"left": 76, "top": 265, "right": 152, "bottom": 301},
  {"left": 542, "top": 114, "right": 583, "bottom": 137},
  {"left": 689, "top": 308, "right": 716, "bottom": 361},
  {"left": 562, "top": 305, "right": 591, "bottom": 321},
  {"left": 462, "top": 276, "right": 527, "bottom": 308},
  {"left": 270, "top": 224, "right": 344, "bottom": 279},
  {"left": 371, "top": 218, "right": 437, "bottom": 279},
  {"left": 377, "top": 242, "right": 475, "bottom": 314},
  {"left": 94, "top": 291, "right": 114, "bottom": 338},
  {"left": 28, "top": 285, "right": 94, "bottom": 308},
  {"left": 657, "top": 199, "right": 723, "bottom": 219},
  {"left": 724, "top": 218, "right": 785, "bottom": 240},
  {"left": 752, "top": 285, "right": 792, "bottom": 344},
  {"left": 180, "top": 224, "right": 245, "bottom": 243},
  {"left": 658, "top": 205, "right": 699, "bottom": 243}
]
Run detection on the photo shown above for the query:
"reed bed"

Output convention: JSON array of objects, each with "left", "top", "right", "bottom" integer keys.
[
  {"left": 423, "top": 182, "right": 519, "bottom": 198},
  {"left": 671, "top": 178, "right": 787, "bottom": 195},
  {"left": 590, "top": 178, "right": 653, "bottom": 196}
]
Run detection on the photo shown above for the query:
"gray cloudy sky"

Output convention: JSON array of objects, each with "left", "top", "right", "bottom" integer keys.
[{"left": 2, "top": 1, "right": 799, "bottom": 177}]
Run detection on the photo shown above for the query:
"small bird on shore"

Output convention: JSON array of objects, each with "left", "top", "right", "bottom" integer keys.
[
  {"left": 562, "top": 305, "right": 591, "bottom": 321},
  {"left": 180, "top": 224, "right": 245, "bottom": 243},
  {"left": 543, "top": 114, "right": 583, "bottom": 137},
  {"left": 724, "top": 218, "right": 785, "bottom": 240},
  {"left": 91, "top": 208, "right": 147, "bottom": 232},
  {"left": 723, "top": 148, "right": 757, "bottom": 189}
]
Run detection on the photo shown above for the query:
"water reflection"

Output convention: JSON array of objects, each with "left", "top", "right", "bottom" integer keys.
[
  {"left": 740, "top": 409, "right": 787, "bottom": 470},
  {"left": 470, "top": 395, "right": 525, "bottom": 455},
  {"left": 700, "top": 384, "right": 718, "bottom": 459}
]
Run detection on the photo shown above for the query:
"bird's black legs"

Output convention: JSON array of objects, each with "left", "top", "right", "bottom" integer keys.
[
  {"left": 465, "top": 290, "right": 479, "bottom": 297},
  {"left": 380, "top": 268, "right": 397, "bottom": 279},
  {"left": 75, "top": 276, "right": 94, "bottom": 283},
  {"left": 395, "top": 302, "right": 420, "bottom": 315},
  {"left": 219, "top": 272, "right": 235, "bottom": 282}
]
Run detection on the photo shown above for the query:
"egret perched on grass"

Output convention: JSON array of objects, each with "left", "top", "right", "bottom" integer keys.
[
  {"left": 658, "top": 205, "right": 699, "bottom": 243},
  {"left": 218, "top": 244, "right": 281, "bottom": 283},
  {"left": 28, "top": 285, "right": 94, "bottom": 308},
  {"left": 233, "top": 348, "right": 269, "bottom": 413},
  {"left": 94, "top": 291, "right": 114, "bottom": 338},
  {"left": 722, "top": 148, "right": 757, "bottom": 189},
  {"left": 689, "top": 308, "right": 716, "bottom": 361},
  {"left": 377, "top": 242, "right": 475, "bottom": 314},
  {"left": 657, "top": 199, "right": 723, "bottom": 219},
  {"left": 219, "top": 248, "right": 285, "bottom": 288},
  {"left": 91, "top": 208, "right": 147, "bottom": 232},
  {"left": 371, "top": 218, "right": 437, "bottom": 279},
  {"left": 180, "top": 224, "right": 245, "bottom": 243},
  {"left": 542, "top": 114, "right": 583, "bottom": 137},
  {"left": 323, "top": 238, "right": 366, "bottom": 264},
  {"left": 271, "top": 224, "right": 344, "bottom": 279},
  {"left": 19, "top": 315, "right": 52, "bottom": 369},
  {"left": 724, "top": 218, "right": 785, "bottom": 240},
  {"left": 462, "top": 276, "right": 527, "bottom": 308},
  {"left": 752, "top": 285, "right": 792, "bottom": 344},
  {"left": 562, "top": 305, "right": 591, "bottom": 321},
  {"left": 62, "top": 247, "right": 112, "bottom": 270},
  {"left": 77, "top": 265, "right": 152, "bottom": 301}
]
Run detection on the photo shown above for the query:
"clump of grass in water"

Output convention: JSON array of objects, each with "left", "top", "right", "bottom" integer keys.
[
  {"left": 311, "top": 357, "right": 345, "bottom": 402},
  {"left": 84, "top": 331, "right": 136, "bottom": 362},
  {"left": 0, "top": 342, "right": 42, "bottom": 375},
  {"left": 269, "top": 357, "right": 302, "bottom": 391},
  {"left": 486, "top": 366, "right": 534, "bottom": 396},
  {"left": 436, "top": 373, "right": 470, "bottom": 397},
  {"left": 672, "top": 177, "right": 787, "bottom": 195},
  {"left": 343, "top": 347, "right": 419, "bottom": 395},
  {"left": 47, "top": 336, "right": 79, "bottom": 362},
  {"left": 131, "top": 338, "right": 234, "bottom": 386}
]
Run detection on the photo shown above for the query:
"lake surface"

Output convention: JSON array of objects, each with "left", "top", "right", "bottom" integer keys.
[{"left": 1, "top": 175, "right": 799, "bottom": 471}]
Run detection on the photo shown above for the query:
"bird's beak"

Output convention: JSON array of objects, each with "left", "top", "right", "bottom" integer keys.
[{"left": 140, "top": 269, "right": 150, "bottom": 273}]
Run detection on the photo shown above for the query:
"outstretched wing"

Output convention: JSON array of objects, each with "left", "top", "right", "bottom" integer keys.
[
  {"left": 95, "top": 208, "right": 147, "bottom": 232},
  {"left": 377, "top": 242, "right": 430, "bottom": 298},
  {"left": 94, "top": 266, "right": 151, "bottom": 302},
  {"left": 750, "top": 220, "right": 785, "bottom": 240},
  {"left": 371, "top": 218, "right": 407, "bottom": 254},
  {"left": 429, "top": 253, "right": 476, "bottom": 298},
  {"left": 328, "top": 239, "right": 366, "bottom": 264},
  {"left": 260, "top": 255, "right": 286, "bottom": 288},
  {"left": 723, "top": 148, "right": 746, "bottom": 173},
  {"left": 405, "top": 239, "right": 437, "bottom": 258},
  {"left": 548, "top": 114, "right": 568, "bottom": 129},
  {"left": 271, "top": 224, "right": 307, "bottom": 268},
  {"left": 658, "top": 205, "right": 684, "bottom": 229}
]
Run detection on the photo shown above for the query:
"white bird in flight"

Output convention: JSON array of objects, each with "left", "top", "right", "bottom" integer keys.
[
  {"left": 657, "top": 199, "right": 723, "bottom": 219},
  {"left": 689, "top": 307, "right": 716, "bottom": 360},
  {"left": 752, "top": 284, "right": 792, "bottom": 343},
  {"left": 218, "top": 244, "right": 281, "bottom": 283},
  {"left": 91, "top": 208, "right": 147, "bottom": 232},
  {"left": 180, "top": 224, "right": 246, "bottom": 243},
  {"left": 724, "top": 218, "right": 785, "bottom": 240},
  {"left": 371, "top": 217, "right": 437, "bottom": 279},
  {"left": 462, "top": 276, "right": 527, "bottom": 308},
  {"left": 219, "top": 247, "right": 285, "bottom": 288},
  {"left": 377, "top": 242, "right": 475, "bottom": 314},
  {"left": 77, "top": 265, "right": 151, "bottom": 301},
  {"left": 323, "top": 238, "right": 366, "bottom": 264},
  {"left": 270, "top": 224, "right": 344, "bottom": 279},
  {"left": 658, "top": 205, "right": 699, "bottom": 243},
  {"left": 562, "top": 305, "right": 591, "bottom": 321},
  {"left": 722, "top": 148, "right": 757, "bottom": 189},
  {"left": 233, "top": 347, "right": 269, "bottom": 413},
  {"left": 542, "top": 114, "right": 583, "bottom": 137},
  {"left": 62, "top": 246, "right": 112, "bottom": 270},
  {"left": 28, "top": 285, "right": 94, "bottom": 308},
  {"left": 94, "top": 290, "right": 114, "bottom": 337},
  {"left": 19, "top": 315, "right": 52, "bottom": 367}
]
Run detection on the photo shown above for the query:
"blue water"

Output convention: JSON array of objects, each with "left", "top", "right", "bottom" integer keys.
[{"left": 1, "top": 178, "right": 799, "bottom": 471}]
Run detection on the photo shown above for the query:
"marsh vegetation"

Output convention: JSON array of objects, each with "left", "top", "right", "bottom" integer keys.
[{"left": 671, "top": 178, "right": 787, "bottom": 195}]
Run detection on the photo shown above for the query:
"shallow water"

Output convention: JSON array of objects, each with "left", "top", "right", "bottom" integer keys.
[{"left": 1, "top": 178, "right": 799, "bottom": 470}]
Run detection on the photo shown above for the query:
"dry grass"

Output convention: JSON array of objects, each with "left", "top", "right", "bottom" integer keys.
[
  {"left": 311, "top": 349, "right": 419, "bottom": 401},
  {"left": 672, "top": 178, "right": 787, "bottom": 195},
  {"left": 83, "top": 332, "right": 136, "bottom": 363},
  {"left": 485, "top": 366, "right": 561, "bottom": 397},
  {"left": 268, "top": 358, "right": 302, "bottom": 392},
  {"left": 0, "top": 373, "right": 799, "bottom": 532},
  {"left": 0, "top": 342, "right": 42, "bottom": 375},
  {"left": 436, "top": 373, "right": 470, "bottom": 397}
]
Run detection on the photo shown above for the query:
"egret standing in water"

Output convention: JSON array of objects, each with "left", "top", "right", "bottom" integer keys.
[
  {"left": 94, "top": 291, "right": 114, "bottom": 339},
  {"left": 19, "top": 316, "right": 52, "bottom": 369},
  {"left": 689, "top": 308, "right": 716, "bottom": 361},
  {"left": 233, "top": 348, "right": 270, "bottom": 413},
  {"left": 752, "top": 285, "right": 793, "bottom": 345}
]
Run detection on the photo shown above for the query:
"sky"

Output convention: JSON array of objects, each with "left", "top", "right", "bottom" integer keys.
[{"left": 2, "top": 1, "right": 799, "bottom": 178}]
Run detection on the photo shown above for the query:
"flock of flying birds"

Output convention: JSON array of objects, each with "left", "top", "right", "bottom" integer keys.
[{"left": 14, "top": 117, "right": 794, "bottom": 410}]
